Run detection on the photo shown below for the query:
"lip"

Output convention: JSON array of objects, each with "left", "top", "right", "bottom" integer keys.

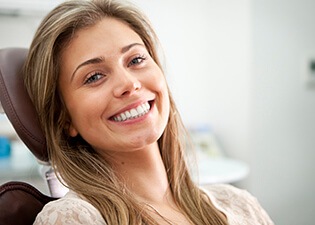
[{"left": 109, "top": 99, "right": 154, "bottom": 121}]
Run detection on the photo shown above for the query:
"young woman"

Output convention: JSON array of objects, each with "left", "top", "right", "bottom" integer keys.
[{"left": 23, "top": 0, "right": 274, "bottom": 224}]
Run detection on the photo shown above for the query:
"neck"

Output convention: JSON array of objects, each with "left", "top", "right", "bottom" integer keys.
[
  {"left": 105, "top": 142, "right": 171, "bottom": 204},
  {"left": 102, "top": 143, "right": 193, "bottom": 225}
]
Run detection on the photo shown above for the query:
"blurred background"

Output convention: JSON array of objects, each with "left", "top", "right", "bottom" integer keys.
[{"left": 0, "top": 0, "right": 315, "bottom": 224}]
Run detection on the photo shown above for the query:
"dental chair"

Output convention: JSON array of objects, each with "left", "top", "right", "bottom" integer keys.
[{"left": 0, "top": 48, "right": 66, "bottom": 225}]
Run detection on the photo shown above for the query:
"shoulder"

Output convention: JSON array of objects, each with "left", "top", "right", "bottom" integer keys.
[
  {"left": 204, "top": 183, "right": 253, "bottom": 205},
  {"left": 203, "top": 184, "right": 274, "bottom": 225},
  {"left": 33, "top": 191, "right": 105, "bottom": 225}
]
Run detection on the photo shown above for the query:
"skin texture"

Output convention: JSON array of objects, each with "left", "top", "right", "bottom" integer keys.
[{"left": 59, "top": 18, "right": 170, "bottom": 159}]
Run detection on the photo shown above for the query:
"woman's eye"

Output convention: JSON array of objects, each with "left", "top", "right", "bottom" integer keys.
[
  {"left": 128, "top": 55, "right": 147, "bottom": 67},
  {"left": 84, "top": 73, "right": 104, "bottom": 85}
]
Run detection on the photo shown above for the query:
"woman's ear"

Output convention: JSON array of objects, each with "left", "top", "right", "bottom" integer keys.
[
  {"left": 69, "top": 124, "right": 78, "bottom": 137},
  {"left": 65, "top": 121, "right": 78, "bottom": 137}
]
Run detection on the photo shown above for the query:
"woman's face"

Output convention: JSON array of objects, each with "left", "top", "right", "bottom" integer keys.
[{"left": 58, "top": 18, "right": 170, "bottom": 155}]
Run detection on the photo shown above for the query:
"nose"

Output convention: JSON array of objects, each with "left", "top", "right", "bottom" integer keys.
[{"left": 113, "top": 68, "right": 141, "bottom": 97}]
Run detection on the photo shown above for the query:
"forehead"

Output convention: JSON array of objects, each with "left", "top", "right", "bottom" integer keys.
[
  {"left": 71, "top": 18, "right": 142, "bottom": 47},
  {"left": 59, "top": 18, "right": 145, "bottom": 73}
]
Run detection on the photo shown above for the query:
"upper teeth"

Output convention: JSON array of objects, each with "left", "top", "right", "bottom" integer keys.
[{"left": 113, "top": 102, "right": 150, "bottom": 122}]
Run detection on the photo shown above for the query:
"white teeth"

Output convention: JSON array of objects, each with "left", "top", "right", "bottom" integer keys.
[
  {"left": 125, "top": 111, "right": 131, "bottom": 118},
  {"left": 120, "top": 113, "right": 127, "bottom": 121},
  {"left": 144, "top": 102, "right": 150, "bottom": 111},
  {"left": 130, "top": 109, "right": 138, "bottom": 117},
  {"left": 136, "top": 105, "right": 144, "bottom": 114},
  {"left": 112, "top": 102, "right": 151, "bottom": 122}
]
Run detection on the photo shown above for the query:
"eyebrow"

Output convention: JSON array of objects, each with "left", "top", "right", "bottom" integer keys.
[
  {"left": 70, "top": 43, "right": 145, "bottom": 82},
  {"left": 121, "top": 43, "right": 144, "bottom": 53}
]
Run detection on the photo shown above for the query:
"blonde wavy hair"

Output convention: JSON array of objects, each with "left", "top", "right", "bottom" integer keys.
[{"left": 23, "top": 0, "right": 227, "bottom": 224}]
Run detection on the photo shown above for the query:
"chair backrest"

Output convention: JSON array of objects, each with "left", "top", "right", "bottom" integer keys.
[
  {"left": 0, "top": 47, "right": 48, "bottom": 163},
  {"left": 0, "top": 182, "right": 57, "bottom": 225},
  {"left": 0, "top": 48, "right": 67, "bottom": 224}
]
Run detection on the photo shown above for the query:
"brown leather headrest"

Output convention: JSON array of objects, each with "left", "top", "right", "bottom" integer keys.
[{"left": 0, "top": 48, "right": 48, "bottom": 163}]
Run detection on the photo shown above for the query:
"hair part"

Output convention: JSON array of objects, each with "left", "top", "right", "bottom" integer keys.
[{"left": 23, "top": 0, "right": 227, "bottom": 224}]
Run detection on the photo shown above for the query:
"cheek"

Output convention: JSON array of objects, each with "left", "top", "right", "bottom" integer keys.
[
  {"left": 150, "top": 71, "right": 170, "bottom": 113},
  {"left": 154, "top": 77, "right": 170, "bottom": 121},
  {"left": 69, "top": 98, "right": 101, "bottom": 124},
  {"left": 162, "top": 91, "right": 170, "bottom": 122},
  {"left": 62, "top": 92, "right": 99, "bottom": 133},
  {"left": 146, "top": 67, "right": 168, "bottom": 94},
  {"left": 155, "top": 76, "right": 169, "bottom": 105}
]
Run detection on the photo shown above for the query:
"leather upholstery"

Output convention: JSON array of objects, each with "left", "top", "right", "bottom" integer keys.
[
  {"left": 0, "top": 48, "right": 48, "bottom": 163},
  {"left": 0, "top": 181, "right": 56, "bottom": 225},
  {"left": 0, "top": 48, "right": 57, "bottom": 224}
]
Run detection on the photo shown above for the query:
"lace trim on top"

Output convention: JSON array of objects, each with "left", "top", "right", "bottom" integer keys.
[{"left": 33, "top": 184, "right": 274, "bottom": 225}]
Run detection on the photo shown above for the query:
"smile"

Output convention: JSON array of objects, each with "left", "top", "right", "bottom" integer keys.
[{"left": 111, "top": 102, "right": 151, "bottom": 122}]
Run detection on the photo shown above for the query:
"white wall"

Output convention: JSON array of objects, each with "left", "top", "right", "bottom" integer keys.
[
  {"left": 250, "top": 1, "right": 315, "bottom": 224},
  {"left": 0, "top": 15, "right": 41, "bottom": 48},
  {"left": 133, "top": 0, "right": 252, "bottom": 162}
]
